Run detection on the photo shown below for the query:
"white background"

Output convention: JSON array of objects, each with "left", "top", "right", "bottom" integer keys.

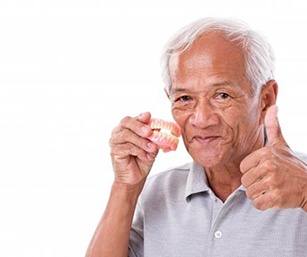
[{"left": 0, "top": 1, "right": 307, "bottom": 256}]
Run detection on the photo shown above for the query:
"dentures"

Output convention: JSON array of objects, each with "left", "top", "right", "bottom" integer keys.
[{"left": 147, "top": 118, "right": 181, "bottom": 152}]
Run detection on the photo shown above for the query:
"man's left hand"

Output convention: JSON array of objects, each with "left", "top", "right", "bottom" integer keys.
[{"left": 240, "top": 105, "right": 307, "bottom": 211}]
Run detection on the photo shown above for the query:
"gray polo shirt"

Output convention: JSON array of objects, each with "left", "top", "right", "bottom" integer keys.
[{"left": 129, "top": 154, "right": 307, "bottom": 257}]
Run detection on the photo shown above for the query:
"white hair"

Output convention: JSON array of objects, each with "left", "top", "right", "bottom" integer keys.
[{"left": 161, "top": 17, "right": 275, "bottom": 96}]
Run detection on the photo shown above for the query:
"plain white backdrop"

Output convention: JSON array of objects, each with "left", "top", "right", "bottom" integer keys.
[{"left": 1, "top": 1, "right": 307, "bottom": 256}]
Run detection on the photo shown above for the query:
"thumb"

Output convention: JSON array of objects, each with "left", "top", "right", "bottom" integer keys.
[
  {"left": 264, "top": 105, "right": 286, "bottom": 146},
  {"left": 136, "top": 112, "right": 152, "bottom": 124}
]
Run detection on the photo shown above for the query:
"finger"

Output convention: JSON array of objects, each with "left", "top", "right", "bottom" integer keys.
[
  {"left": 240, "top": 144, "right": 281, "bottom": 174},
  {"left": 241, "top": 166, "right": 263, "bottom": 188},
  {"left": 136, "top": 112, "right": 151, "bottom": 123},
  {"left": 110, "top": 128, "right": 157, "bottom": 153},
  {"left": 252, "top": 190, "right": 279, "bottom": 211},
  {"left": 245, "top": 179, "right": 268, "bottom": 201},
  {"left": 240, "top": 148, "right": 267, "bottom": 174},
  {"left": 265, "top": 105, "right": 287, "bottom": 146},
  {"left": 111, "top": 142, "right": 153, "bottom": 162},
  {"left": 252, "top": 193, "right": 271, "bottom": 211},
  {"left": 112, "top": 114, "right": 153, "bottom": 139},
  {"left": 241, "top": 150, "right": 280, "bottom": 189}
]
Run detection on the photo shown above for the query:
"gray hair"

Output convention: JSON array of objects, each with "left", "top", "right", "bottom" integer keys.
[{"left": 161, "top": 17, "right": 275, "bottom": 96}]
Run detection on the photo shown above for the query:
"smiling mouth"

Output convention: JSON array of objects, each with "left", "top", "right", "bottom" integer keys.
[
  {"left": 147, "top": 118, "right": 181, "bottom": 152},
  {"left": 193, "top": 135, "right": 220, "bottom": 143}
]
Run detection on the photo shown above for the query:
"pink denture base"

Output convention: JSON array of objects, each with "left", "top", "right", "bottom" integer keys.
[{"left": 147, "top": 118, "right": 181, "bottom": 152}]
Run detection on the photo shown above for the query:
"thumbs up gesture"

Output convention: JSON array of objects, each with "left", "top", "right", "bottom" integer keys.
[{"left": 240, "top": 105, "right": 307, "bottom": 211}]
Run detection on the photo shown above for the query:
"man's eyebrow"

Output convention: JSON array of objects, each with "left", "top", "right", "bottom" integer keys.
[
  {"left": 211, "top": 81, "right": 234, "bottom": 87},
  {"left": 170, "top": 81, "right": 235, "bottom": 94},
  {"left": 170, "top": 88, "right": 187, "bottom": 94}
]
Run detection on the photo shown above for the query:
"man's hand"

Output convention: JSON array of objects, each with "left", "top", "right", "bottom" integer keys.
[
  {"left": 240, "top": 105, "right": 307, "bottom": 211},
  {"left": 86, "top": 113, "right": 159, "bottom": 257},
  {"left": 109, "top": 112, "right": 159, "bottom": 186}
]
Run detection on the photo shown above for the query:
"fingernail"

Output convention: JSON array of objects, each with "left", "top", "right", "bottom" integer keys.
[{"left": 147, "top": 142, "right": 154, "bottom": 150}]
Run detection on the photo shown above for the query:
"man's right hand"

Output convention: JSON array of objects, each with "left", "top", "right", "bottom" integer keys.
[
  {"left": 86, "top": 112, "right": 158, "bottom": 257},
  {"left": 109, "top": 112, "right": 159, "bottom": 186}
]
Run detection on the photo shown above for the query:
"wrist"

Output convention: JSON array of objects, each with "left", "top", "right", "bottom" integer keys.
[
  {"left": 102, "top": 180, "right": 145, "bottom": 223},
  {"left": 111, "top": 179, "right": 145, "bottom": 203}
]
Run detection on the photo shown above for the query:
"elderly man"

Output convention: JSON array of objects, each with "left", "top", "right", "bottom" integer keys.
[{"left": 86, "top": 18, "right": 307, "bottom": 257}]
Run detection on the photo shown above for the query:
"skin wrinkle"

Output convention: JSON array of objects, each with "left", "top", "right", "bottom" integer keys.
[{"left": 168, "top": 32, "right": 267, "bottom": 200}]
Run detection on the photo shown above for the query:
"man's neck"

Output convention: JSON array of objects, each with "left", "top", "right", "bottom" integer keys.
[{"left": 205, "top": 162, "right": 242, "bottom": 202}]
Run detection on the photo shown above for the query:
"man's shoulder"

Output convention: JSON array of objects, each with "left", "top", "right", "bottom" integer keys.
[
  {"left": 140, "top": 162, "right": 192, "bottom": 198},
  {"left": 294, "top": 151, "right": 307, "bottom": 162},
  {"left": 147, "top": 162, "right": 192, "bottom": 184}
]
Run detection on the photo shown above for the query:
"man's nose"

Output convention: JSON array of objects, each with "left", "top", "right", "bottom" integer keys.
[{"left": 189, "top": 101, "right": 219, "bottom": 128}]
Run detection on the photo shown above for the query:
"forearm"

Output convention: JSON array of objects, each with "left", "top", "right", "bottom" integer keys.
[{"left": 85, "top": 181, "right": 143, "bottom": 257}]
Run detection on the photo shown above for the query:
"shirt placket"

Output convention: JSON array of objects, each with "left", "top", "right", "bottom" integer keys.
[{"left": 206, "top": 189, "right": 243, "bottom": 257}]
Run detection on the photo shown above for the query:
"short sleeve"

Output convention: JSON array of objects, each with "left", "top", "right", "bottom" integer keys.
[{"left": 128, "top": 201, "right": 144, "bottom": 257}]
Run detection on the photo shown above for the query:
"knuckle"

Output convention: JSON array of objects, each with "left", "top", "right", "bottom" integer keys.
[
  {"left": 110, "top": 127, "right": 119, "bottom": 139},
  {"left": 120, "top": 116, "right": 132, "bottom": 126},
  {"left": 124, "top": 143, "right": 144, "bottom": 158},
  {"left": 245, "top": 189, "right": 252, "bottom": 199},
  {"left": 263, "top": 171, "right": 280, "bottom": 189},
  {"left": 262, "top": 158, "right": 278, "bottom": 174},
  {"left": 109, "top": 135, "right": 117, "bottom": 147},
  {"left": 269, "top": 172, "right": 279, "bottom": 185},
  {"left": 245, "top": 187, "right": 255, "bottom": 199},
  {"left": 263, "top": 147, "right": 276, "bottom": 159},
  {"left": 119, "top": 129, "right": 131, "bottom": 140},
  {"left": 110, "top": 129, "right": 134, "bottom": 146},
  {"left": 123, "top": 142, "right": 135, "bottom": 152},
  {"left": 110, "top": 142, "right": 138, "bottom": 159},
  {"left": 253, "top": 199, "right": 267, "bottom": 211},
  {"left": 241, "top": 175, "right": 248, "bottom": 187},
  {"left": 270, "top": 189, "right": 280, "bottom": 201}
]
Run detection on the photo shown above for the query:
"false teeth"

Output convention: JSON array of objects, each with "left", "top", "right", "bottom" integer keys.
[{"left": 147, "top": 118, "right": 181, "bottom": 152}]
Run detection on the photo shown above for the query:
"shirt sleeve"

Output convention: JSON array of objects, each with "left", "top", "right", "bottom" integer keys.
[{"left": 128, "top": 201, "right": 144, "bottom": 257}]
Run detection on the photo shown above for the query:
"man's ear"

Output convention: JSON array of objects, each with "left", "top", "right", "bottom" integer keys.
[{"left": 259, "top": 80, "right": 278, "bottom": 123}]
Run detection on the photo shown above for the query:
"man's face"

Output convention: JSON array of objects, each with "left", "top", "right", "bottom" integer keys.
[{"left": 169, "top": 32, "right": 264, "bottom": 168}]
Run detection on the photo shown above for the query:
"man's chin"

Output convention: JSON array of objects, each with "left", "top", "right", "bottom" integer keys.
[{"left": 189, "top": 148, "right": 226, "bottom": 168}]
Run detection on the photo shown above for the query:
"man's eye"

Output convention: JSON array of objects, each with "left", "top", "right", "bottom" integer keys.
[
  {"left": 176, "top": 95, "right": 191, "bottom": 102},
  {"left": 217, "top": 93, "right": 230, "bottom": 100}
]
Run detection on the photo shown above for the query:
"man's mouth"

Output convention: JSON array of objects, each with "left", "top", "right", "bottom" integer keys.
[
  {"left": 147, "top": 118, "right": 181, "bottom": 152},
  {"left": 193, "top": 135, "right": 220, "bottom": 144}
]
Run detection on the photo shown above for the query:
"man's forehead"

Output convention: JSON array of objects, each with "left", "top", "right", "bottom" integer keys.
[
  {"left": 169, "top": 33, "right": 243, "bottom": 68},
  {"left": 168, "top": 32, "right": 246, "bottom": 86}
]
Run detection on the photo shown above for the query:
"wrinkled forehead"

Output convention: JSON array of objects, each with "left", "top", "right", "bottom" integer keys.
[{"left": 168, "top": 32, "right": 246, "bottom": 85}]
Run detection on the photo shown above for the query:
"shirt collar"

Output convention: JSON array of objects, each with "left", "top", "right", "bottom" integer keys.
[
  {"left": 185, "top": 162, "right": 246, "bottom": 201},
  {"left": 185, "top": 162, "right": 210, "bottom": 200}
]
